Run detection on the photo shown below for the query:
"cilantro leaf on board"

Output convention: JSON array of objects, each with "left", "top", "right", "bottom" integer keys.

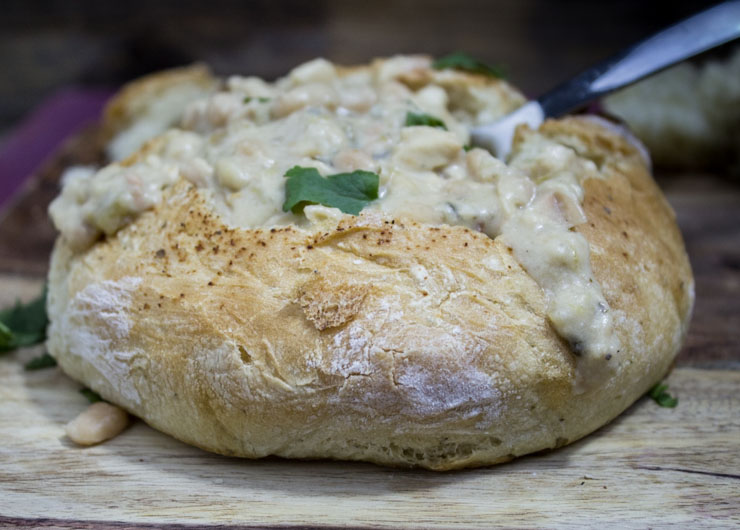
[
  {"left": 649, "top": 382, "right": 678, "bottom": 408},
  {"left": 282, "top": 166, "right": 379, "bottom": 216},
  {"left": 404, "top": 112, "right": 447, "bottom": 130},
  {"left": 80, "top": 388, "right": 103, "bottom": 403},
  {"left": 432, "top": 52, "right": 505, "bottom": 78},
  {"left": 0, "top": 286, "right": 48, "bottom": 353},
  {"left": 24, "top": 352, "right": 58, "bottom": 371},
  {"left": 0, "top": 321, "right": 12, "bottom": 350}
]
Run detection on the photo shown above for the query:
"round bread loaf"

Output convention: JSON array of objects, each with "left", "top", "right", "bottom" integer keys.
[{"left": 46, "top": 56, "right": 694, "bottom": 470}]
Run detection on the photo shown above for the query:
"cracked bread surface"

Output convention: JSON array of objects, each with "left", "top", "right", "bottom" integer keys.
[{"left": 46, "top": 58, "right": 693, "bottom": 470}]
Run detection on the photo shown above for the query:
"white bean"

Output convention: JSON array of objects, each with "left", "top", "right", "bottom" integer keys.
[{"left": 65, "top": 402, "right": 129, "bottom": 446}]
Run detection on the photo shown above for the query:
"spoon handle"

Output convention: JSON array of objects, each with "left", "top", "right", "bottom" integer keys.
[{"left": 538, "top": 1, "right": 740, "bottom": 117}]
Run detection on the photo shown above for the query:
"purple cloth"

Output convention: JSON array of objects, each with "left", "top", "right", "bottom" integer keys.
[{"left": 0, "top": 88, "right": 113, "bottom": 208}]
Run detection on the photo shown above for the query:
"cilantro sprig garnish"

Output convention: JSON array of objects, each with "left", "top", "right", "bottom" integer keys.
[
  {"left": 649, "top": 382, "right": 678, "bottom": 408},
  {"left": 243, "top": 96, "right": 270, "bottom": 104},
  {"left": 432, "top": 52, "right": 505, "bottom": 79},
  {"left": 282, "top": 166, "right": 379, "bottom": 216},
  {"left": 0, "top": 287, "right": 48, "bottom": 353},
  {"left": 405, "top": 112, "right": 447, "bottom": 130}
]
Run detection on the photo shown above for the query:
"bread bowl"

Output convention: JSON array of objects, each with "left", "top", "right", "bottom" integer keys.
[{"left": 46, "top": 55, "right": 694, "bottom": 470}]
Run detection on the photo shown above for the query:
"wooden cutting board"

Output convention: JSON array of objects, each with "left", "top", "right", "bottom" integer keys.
[
  {"left": 1, "top": 354, "right": 738, "bottom": 529},
  {"left": 0, "top": 131, "right": 738, "bottom": 529}
]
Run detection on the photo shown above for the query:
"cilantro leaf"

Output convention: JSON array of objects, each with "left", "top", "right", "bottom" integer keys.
[
  {"left": 243, "top": 96, "right": 270, "bottom": 104},
  {"left": 25, "top": 352, "right": 58, "bottom": 371},
  {"left": 0, "top": 321, "right": 12, "bottom": 350},
  {"left": 0, "top": 286, "right": 48, "bottom": 353},
  {"left": 282, "top": 166, "right": 379, "bottom": 216},
  {"left": 656, "top": 394, "right": 678, "bottom": 408},
  {"left": 648, "top": 382, "right": 678, "bottom": 408},
  {"left": 405, "top": 112, "right": 447, "bottom": 130},
  {"left": 432, "top": 52, "right": 505, "bottom": 78},
  {"left": 80, "top": 388, "right": 103, "bottom": 403}
]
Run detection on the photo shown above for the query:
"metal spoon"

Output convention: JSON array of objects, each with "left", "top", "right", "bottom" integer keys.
[{"left": 471, "top": 1, "right": 740, "bottom": 159}]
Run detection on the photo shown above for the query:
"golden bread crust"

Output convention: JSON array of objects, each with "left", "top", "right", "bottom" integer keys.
[
  {"left": 101, "top": 63, "right": 217, "bottom": 141},
  {"left": 47, "top": 65, "right": 693, "bottom": 470}
]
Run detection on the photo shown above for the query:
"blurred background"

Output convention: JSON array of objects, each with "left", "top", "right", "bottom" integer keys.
[{"left": 0, "top": 0, "right": 723, "bottom": 140}]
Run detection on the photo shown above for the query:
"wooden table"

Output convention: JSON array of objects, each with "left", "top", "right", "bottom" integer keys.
[{"left": 0, "top": 130, "right": 738, "bottom": 529}]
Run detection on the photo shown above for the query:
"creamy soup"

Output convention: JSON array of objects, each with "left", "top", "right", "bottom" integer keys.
[{"left": 50, "top": 56, "right": 619, "bottom": 377}]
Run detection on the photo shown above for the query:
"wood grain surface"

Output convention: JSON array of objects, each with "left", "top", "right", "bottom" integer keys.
[
  {"left": 1, "top": 348, "right": 738, "bottom": 529},
  {"left": 0, "top": 130, "right": 738, "bottom": 528}
]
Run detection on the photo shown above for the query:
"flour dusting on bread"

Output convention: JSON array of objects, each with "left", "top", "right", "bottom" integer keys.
[
  {"left": 55, "top": 277, "right": 143, "bottom": 405},
  {"left": 45, "top": 56, "right": 694, "bottom": 469}
]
